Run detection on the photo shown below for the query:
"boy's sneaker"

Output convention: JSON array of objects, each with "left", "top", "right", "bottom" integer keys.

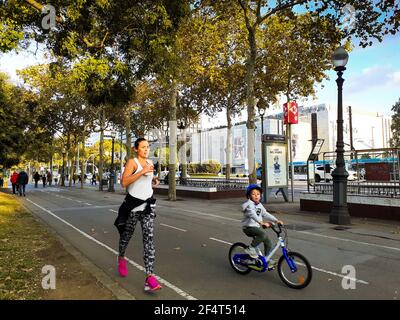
[
  {"left": 144, "top": 275, "right": 162, "bottom": 292},
  {"left": 245, "top": 246, "right": 258, "bottom": 258},
  {"left": 117, "top": 256, "right": 128, "bottom": 277},
  {"left": 268, "top": 259, "right": 277, "bottom": 270}
]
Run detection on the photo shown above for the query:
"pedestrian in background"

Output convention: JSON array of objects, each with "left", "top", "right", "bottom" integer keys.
[
  {"left": 47, "top": 171, "right": 52, "bottom": 186},
  {"left": 17, "top": 170, "right": 28, "bottom": 197},
  {"left": 42, "top": 174, "right": 47, "bottom": 188},
  {"left": 10, "top": 171, "right": 19, "bottom": 194},
  {"left": 34, "top": 171, "right": 40, "bottom": 188}
]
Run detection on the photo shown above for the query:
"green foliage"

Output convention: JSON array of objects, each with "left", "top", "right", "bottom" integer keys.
[
  {"left": 188, "top": 160, "right": 221, "bottom": 174},
  {"left": 390, "top": 98, "right": 400, "bottom": 148},
  {"left": 0, "top": 73, "right": 30, "bottom": 167}
]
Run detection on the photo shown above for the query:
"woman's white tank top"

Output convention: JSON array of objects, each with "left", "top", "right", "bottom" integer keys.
[{"left": 127, "top": 158, "right": 153, "bottom": 200}]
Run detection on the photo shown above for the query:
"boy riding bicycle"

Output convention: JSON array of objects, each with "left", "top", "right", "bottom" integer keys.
[{"left": 242, "top": 184, "right": 284, "bottom": 259}]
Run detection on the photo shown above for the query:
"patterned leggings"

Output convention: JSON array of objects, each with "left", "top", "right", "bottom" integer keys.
[{"left": 118, "top": 207, "right": 156, "bottom": 275}]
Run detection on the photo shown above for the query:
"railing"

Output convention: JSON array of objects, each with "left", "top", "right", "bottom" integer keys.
[
  {"left": 176, "top": 178, "right": 248, "bottom": 191},
  {"left": 313, "top": 181, "right": 400, "bottom": 198}
]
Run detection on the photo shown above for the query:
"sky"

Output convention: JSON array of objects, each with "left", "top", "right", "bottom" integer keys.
[{"left": 1, "top": 32, "right": 399, "bottom": 129}]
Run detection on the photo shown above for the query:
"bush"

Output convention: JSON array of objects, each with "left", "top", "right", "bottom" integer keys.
[
  {"left": 188, "top": 163, "right": 200, "bottom": 174},
  {"left": 201, "top": 160, "right": 221, "bottom": 174}
]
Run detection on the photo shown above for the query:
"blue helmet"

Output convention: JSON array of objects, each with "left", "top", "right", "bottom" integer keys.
[{"left": 246, "top": 184, "right": 263, "bottom": 198}]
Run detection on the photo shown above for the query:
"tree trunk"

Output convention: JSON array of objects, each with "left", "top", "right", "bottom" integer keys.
[
  {"left": 50, "top": 137, "right": 54, "bottom": 184},
  {"left": 99, "top": 109, "right": 105, "bottom": 191},
  {"left": 67, "top": 133, "right": 72, "bottom": 187},
  {"left": 81, "top": 129, "right": 86, "bottom": 189},
  {"left": 125, "top": 109, "right": 132, "bottom": 159},
  {"left": 245, "top": 27, "right": 257, "bottom": 184},
  {"left": 168, "top": 81, "right": 177, "bottom": 201},
  {"left": 158, "top": 131, "right": 162, "bottom": 177},
  {"left": 226, "top": 105, "right": 233, "bottom": 180}
]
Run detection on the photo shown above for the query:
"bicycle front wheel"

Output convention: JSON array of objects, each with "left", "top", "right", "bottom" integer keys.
[{"left": 278, "top": 251, "right": 312, "bottom": 289}]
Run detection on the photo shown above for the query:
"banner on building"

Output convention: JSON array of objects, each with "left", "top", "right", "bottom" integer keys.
[{"left": 283, "top": 101, "right": 299, "bottom": 124}]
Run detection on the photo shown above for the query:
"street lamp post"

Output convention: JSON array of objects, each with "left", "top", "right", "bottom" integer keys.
[
  {"left": 108, "top": 131, "right": 116, "bottom": 192},
  {"left": 257, "top": 98, "right": 267, "bottom": 199},
  {"left": 330, "top": 46, "right": 351, "bottom": 225},
  {"left": 257, "top": 97, "right": 267, "bottom": 135}
]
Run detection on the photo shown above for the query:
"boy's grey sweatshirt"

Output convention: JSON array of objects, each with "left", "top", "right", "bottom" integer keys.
[{"left": 241, "top": 199, "right": 278, "bottom": 228}]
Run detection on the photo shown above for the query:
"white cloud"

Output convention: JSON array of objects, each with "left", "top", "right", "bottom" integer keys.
[
  {"left": 388, "top": 71, "right": 400, "bottom": 86},
  {"left": 347, "top": 66, "right": 400, "bottom": 93}
]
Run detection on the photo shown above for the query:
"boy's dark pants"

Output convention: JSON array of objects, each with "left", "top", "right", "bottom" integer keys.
[{"left": 243, "top": 226, "right": 272, "bottom": 255}]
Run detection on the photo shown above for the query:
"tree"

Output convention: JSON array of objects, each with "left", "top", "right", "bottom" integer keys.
[
  {"left": 0, "top": 73, "right": 30, "bottom": 167},
  {"left": 211, "top": 0, "right": 400, "bottom": 183},
  {"left": 390, "top": 98, "right": 400, "bottom": 148}
]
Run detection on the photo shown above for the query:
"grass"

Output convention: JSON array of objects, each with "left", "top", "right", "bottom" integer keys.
[
  {"left": 0, "top": 192, "right": 116, "bottom": 300},
  {"left": 0, "top": 192, "right": 46, "bottom": 299}
]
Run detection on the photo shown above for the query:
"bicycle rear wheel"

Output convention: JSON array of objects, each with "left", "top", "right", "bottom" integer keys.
[
  {"left": 229, "top": 243, "right": 251, "bottom": 275},
  {"left": 277, "top": 251, "right": 312, "bottom": 289}
]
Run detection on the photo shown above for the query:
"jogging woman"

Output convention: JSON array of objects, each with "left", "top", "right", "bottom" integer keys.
[{"left": 115, "top": 138, "right": 161, "bottom": 292}]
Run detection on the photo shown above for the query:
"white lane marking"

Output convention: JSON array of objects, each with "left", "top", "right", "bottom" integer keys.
[
  {"left": 160, "top": 224, "right": 187, "bottom": 232},
  {"left": 298, "top": 231, "right": 400, "bottom": 252},
  {"left": 109, "top": 209, "right": 118, "bottom": 213},
  {"left": 158, "top": 205, "right": 240, "bottom": 223},
  {"left": 209, "top": 237, "right": 233, "bottom": 245},
  {"left": 84, "top": 203, "right": 93, "bottom": 206},
  {"left": 310, "top": 265, "right": 369, "bottom": 285},
  {"left": 26, "top": 198, "right": 197, "bottom": 300},
  {"left": 76, "top": 200, "right": 82, "bottom": 203},
  {"left": 209, "top": 237, "right": 369, "bottom": 285}
]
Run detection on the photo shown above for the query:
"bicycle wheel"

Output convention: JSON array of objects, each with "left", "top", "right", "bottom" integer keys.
[
  {"left": 229, "top": 242, "right": 251, "bottom": 275},
  {"left": 277, "top": 251, "right": 312, "bottom": 289}
]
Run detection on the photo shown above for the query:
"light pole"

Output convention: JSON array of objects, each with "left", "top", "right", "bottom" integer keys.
[
  {"left": 330, "top": 46, "right": 351, "bottom": 225},
  {"left": 257, "top": 98, "right": 267, "bottom": 197},
  {"left": 257, "top": 97, "right": 267, "bottom": 135},
  {"left": 177, "top": 121, "right": 186, "bottom": 178},
  {"left": 108, "top": 131, "right": 116, "bottom": 192}
]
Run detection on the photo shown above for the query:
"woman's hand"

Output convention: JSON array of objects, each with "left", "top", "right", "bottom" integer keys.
[
  {"left": 142, "top": 162, "right": 154, "bottom": 175},
  {"left": 152, "top": 177, "right": 160, "bottom": 187}
]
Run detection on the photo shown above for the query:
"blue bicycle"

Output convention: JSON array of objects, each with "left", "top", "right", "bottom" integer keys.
[{"left": 229, "top": 223, "right": 312, "bottom": 289}]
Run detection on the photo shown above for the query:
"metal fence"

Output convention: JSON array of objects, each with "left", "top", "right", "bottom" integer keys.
[
  {"left": 314, "top": 181, "right": 400, "bottom": 198},
  {"left": 177, "top": 178, "right": 248, "bottom": 191}
]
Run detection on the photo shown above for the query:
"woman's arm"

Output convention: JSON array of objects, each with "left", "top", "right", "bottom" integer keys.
[{"left": 121, "top": 159, "right": 141, "bottom": 188}]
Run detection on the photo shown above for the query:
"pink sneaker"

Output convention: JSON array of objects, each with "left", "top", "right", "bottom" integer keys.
[
  {"left": 118, "top": 256, "right": 128, "bottom": 277},
  {"left": 144, "top": 275, "right": 161, "bottom": 292}
]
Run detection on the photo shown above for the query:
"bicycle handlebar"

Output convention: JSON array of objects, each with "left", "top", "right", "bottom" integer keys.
[{"left": 263, "top": 222, "right": 283, "bottom": 236}]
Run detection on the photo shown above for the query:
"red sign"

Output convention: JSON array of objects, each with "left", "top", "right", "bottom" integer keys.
[{"left": 283, "top": 101, "right": 299, "bottom": 124}]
